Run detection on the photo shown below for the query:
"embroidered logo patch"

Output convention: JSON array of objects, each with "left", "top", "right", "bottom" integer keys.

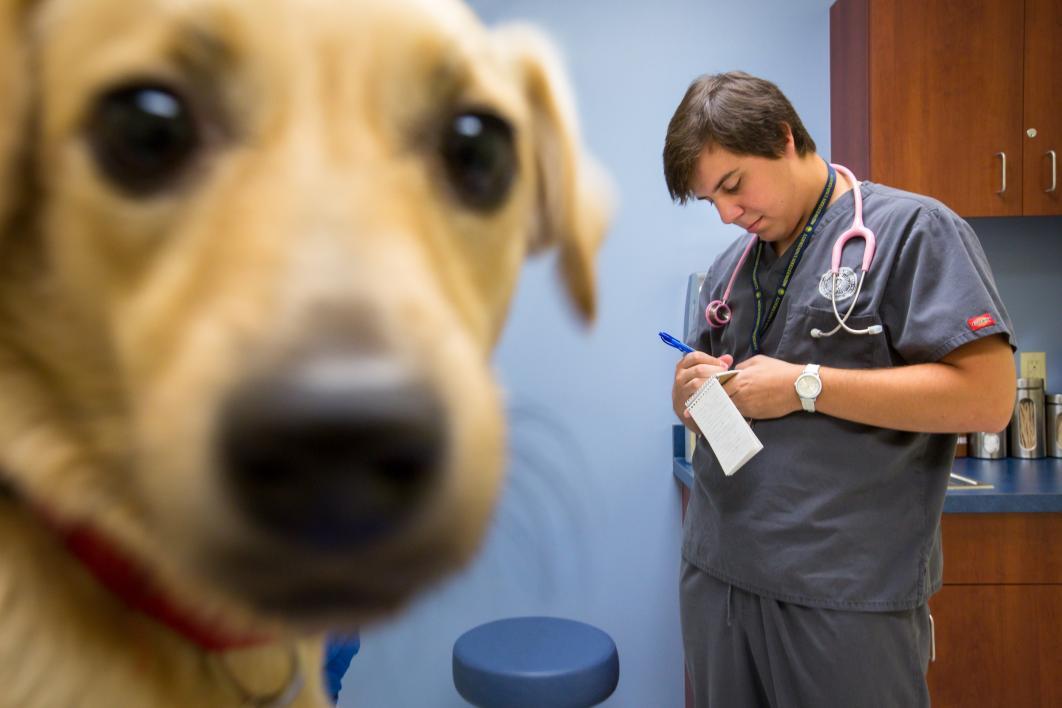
[
  {"left": 818, "top": 267, "right": 858, "bottom": 302},
  {"left": 967, "top": 313, "right": 995, "bottom": 331}
]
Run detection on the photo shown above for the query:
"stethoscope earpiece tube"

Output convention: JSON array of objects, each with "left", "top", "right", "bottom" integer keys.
[{"left": 812, "top": 165, "right": 880, "bottom": 338}]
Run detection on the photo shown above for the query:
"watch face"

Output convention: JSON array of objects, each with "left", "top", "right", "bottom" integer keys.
[{"left": 796, "top": 374, "right": 822, "bottom": 398}]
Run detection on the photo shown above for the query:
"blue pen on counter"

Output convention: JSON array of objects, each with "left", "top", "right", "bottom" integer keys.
[{"left": 658, "top": 331, "right": 695, "bottom": 354}]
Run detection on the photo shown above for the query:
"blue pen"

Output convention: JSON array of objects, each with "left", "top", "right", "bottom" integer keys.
[{"left": 658, "top": 331, "right": 695, "bottom": 354}]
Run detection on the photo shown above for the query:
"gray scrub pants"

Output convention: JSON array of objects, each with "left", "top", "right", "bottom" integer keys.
[{"left": 681, "top": 560, "right": 932, "bottom": 708}]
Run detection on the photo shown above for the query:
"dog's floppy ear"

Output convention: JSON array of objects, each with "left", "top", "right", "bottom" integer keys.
[
  {"left": 493, "top": 25, "right": 613, "bottom": 322},
  {"left": 0, "top": 0, "right": 34, "bottom": 230}
]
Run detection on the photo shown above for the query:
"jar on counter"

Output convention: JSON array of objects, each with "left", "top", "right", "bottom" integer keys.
[
  {"left": 955, "top": 434, "right": 968, "bottom": 458},
  {"left": 1010, "top": 378, "right": 1046, "bottom": 459},
  {"left": 1047, "top": 394, "right": 1062, "bottom": 458},
  {"left": 969, "top": 430, "right": 1007, "bottom": 459}
]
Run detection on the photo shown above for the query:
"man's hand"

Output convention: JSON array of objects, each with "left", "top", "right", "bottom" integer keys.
[
  {"left": 673, "top": 351, "right": 734, "bottom": 432},
  {"left": 731, "top": 354, "right": 804, "bottom": 420}
]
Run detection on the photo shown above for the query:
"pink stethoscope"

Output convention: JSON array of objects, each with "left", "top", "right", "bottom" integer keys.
[{"left": 704, "top": 163, "right": 883, "bottom": 339}]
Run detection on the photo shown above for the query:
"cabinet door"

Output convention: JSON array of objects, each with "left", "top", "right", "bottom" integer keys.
[
  {"left": 927, "top": 585, "right": 1062, "bottom": 707},
  {"left": 1022, "top": 0, "right": 1062, "bottom": 215},
  {"left": 867, "top": 0, "right": 1024, "bottom": 217}
]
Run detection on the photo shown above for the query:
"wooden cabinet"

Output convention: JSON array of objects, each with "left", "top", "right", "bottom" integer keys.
[
  {"left": 928, "top": 513, "right": 1062, "bottom": 707},
  {"left": 830, "top": 0, "right": 1062, "bottom": 217},
  {"left": 1022, "top": 0, "right": 1062, "bottom": 215}
]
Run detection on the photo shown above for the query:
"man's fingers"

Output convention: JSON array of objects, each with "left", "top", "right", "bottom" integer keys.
[
  {"left": 682, "top": 364, "right": 731, "bottom": 383},
  {"left": 680, "top": 351, "right": 732, "bottom": 369}
]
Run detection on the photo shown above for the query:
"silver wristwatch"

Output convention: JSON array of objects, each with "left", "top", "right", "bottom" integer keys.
[{"left": 794, "top": 364, "right": 822, "bottom": 413}]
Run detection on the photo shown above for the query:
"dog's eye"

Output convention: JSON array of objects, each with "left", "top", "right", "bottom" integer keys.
[
  {"left": 85, "top": 86, "right": 199, "bottom": 196},
  {"left": 440, "top": 112, "right": 516, "bottom": 211}
]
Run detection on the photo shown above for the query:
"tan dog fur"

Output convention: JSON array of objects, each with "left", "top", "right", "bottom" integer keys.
[{"left": 0, "top": 0, "right": 610, "bottom": 705}]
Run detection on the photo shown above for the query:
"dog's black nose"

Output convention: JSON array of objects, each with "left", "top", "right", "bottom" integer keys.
[{"left": 218, "top": 358, "right": 446, "bottom": 550}]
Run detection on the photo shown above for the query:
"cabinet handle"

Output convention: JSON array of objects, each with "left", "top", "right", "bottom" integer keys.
[
  {"left": 995, "top": 152, "right": 1007, "bottom": 194},
  {"left": 929, "top": 613, "right": 936, "bottom": 663},
  {"left": 1047, "top": 150, "right": 1058, "bottom": 193}
]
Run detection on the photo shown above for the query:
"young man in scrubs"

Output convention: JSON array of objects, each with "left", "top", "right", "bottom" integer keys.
[{"left": 662, "top": 71, "right": 1016, "bottom": 706}]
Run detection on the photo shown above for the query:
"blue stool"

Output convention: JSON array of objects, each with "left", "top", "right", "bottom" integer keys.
[{"left": 452, "top": 616, "right": 619, "bottom": 708}]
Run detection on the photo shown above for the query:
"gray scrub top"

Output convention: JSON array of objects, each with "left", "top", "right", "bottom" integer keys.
[{"left": 684, "top": 181, "right": 1015, "bottom": 611}]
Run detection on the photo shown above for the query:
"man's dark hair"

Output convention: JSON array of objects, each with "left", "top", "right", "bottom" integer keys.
[{"left": 663, "top": 71, "right": 817, "bottom": 204}]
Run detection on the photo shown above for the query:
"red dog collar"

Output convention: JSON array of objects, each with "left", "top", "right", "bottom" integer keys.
[{"left": 52, "top": 515, "right": 272, "bottom": 652}]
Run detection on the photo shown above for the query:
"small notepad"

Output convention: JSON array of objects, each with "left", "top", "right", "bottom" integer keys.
[{"left": 684, "top": 373, "right": 763, "bottom": 476}]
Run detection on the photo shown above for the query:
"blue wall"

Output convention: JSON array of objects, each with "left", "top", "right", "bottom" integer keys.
[
  {"left": 969, "top": 217, "right": 1062, "bottom": 391},
  {"left": 340, "top": 2, "right": 1061, "bottom": 706}
]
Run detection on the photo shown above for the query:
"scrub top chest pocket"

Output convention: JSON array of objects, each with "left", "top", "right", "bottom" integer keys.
[{"left": 775, "top": 304, "right": 891, "bottom": 370}]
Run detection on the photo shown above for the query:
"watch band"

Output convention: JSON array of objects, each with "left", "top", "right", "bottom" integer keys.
[{"left": 798, "top": 363, "right": 822, "bottom": 413}]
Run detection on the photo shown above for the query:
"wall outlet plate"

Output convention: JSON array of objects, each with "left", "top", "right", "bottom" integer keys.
[{"left": 1020, "top": 352, "right": 1047, "bottom": 386}]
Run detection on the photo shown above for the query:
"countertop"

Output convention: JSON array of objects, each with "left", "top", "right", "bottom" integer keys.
[{"left": 670, "top": 426, "right": 1062, "bottom": 513}]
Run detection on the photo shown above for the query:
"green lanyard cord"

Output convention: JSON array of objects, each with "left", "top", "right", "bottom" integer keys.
[{"left": 749, "top": 163, "right": 836, "bottom": 353}]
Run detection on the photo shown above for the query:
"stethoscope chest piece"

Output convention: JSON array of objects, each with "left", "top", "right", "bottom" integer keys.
[{"left": 705, "top": 300, "right": 732, "bottom": 328}]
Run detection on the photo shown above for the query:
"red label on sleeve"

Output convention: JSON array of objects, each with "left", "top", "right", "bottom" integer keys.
[{"left": 967, "top": 313, "right": 995, "bottom": 331}]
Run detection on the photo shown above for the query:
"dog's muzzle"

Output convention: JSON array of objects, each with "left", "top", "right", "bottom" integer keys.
[{"left": 216, "top": 355, "right": 446, "bottom": 551}]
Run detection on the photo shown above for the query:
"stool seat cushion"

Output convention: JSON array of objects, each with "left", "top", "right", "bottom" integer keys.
[{"left": 453, "top": 616, "right": 619, "bottom": 708}]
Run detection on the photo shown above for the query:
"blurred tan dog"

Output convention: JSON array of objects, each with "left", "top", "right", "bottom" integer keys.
[{"left": 0, "top": 0, "right": 609, "bottom": 705}]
